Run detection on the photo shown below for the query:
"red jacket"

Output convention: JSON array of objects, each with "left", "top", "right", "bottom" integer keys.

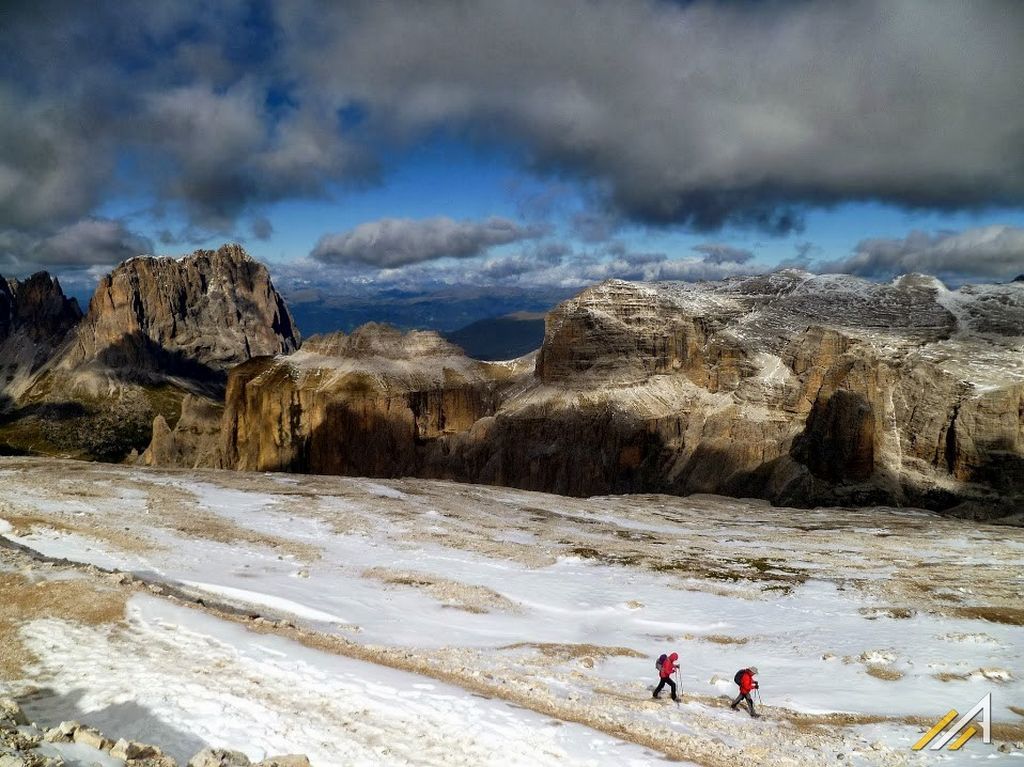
[
  {"left": 660, "top": 652, "right": 679, "bottom": 679},
  {"left": 738, "top": 669, "right": 757, "bottom": 694}
]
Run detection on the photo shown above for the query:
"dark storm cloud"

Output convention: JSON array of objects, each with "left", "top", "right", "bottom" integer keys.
[
  {"left": 692, "top": 243, "right": 754, "bottom": 265},
  {"left": 0, "top": 1, "right": 369, "bottom": 239},
  {"left": 251, "top": 216, "right": 275, "bottom": 241},
  {"left": 2, "top": 0, "right": 1023, "bottom": 245},
  {"left": 311, "top": 217, "right": 544, "bottom": 267},
  {"left": 822, "top": 226, "right": 1024, "bottom": 283},
  {"left": 295, "top": 0, "right": 1024, "bottom": 232}
]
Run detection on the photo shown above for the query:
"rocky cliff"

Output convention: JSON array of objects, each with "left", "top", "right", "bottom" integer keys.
[
  {"left": 54, "top": 243, "right": 299, "bottom": 392},
  {"left": 2, "top": 245, "right": 298, "bottom": 461},
  {"left": 0, "top": 273, "right": 82, "bottom": 402},
  {"left": 200, "top": 271, "right": 1023, "bottom": 519},
  {"left": 220, "top": 324, "right": 517, "bottom": 476}
]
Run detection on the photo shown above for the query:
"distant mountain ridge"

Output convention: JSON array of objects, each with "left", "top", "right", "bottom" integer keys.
[
  {"left": 443, "top": 312, "right": 547, "bottom": 360},
  {"left": 3, "top": 244, "right": 1022, "bottom": 520},
  {"left": 159, "top": 267, "right": 1024, "bottom": 521}
]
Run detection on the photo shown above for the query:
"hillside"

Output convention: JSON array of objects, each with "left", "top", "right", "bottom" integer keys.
[{"left": 443, "top": 312, "right": 547, "bottom": 360}]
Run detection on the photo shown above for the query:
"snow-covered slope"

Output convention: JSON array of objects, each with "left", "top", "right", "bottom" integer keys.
[{"left": 1, "top": 458, "right": 1022, "bottom": 765}]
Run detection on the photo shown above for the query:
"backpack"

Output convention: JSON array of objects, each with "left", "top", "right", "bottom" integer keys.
[
  {"left": 734, "top": 669, "right": 747, "bottom": 685},
  {"left": 656, "top": 653, "right": 668, "bottom": 672}
]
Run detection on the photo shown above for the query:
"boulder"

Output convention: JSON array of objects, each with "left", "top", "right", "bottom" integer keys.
[
  {"left": 253, "top": 757, "right": 311, "bottom": 767},
  {"left": 187, "top": 748, "right": 251, "bottom": 767},
  {"left": 111, "top": 737, "right": 166, "bottom": 761},
  {"left": 72, "top": 725, "right": 112, "bottom": 751}
]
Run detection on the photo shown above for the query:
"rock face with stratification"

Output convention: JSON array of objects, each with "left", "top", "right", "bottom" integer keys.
[
  {"left": 220, "top": 323, "right": 513, "bottom": 476},
  {"left": 55, "top": 243, "right": 299, "bottom": 390},
  {"left": 202, "top": 271, "right": 1023, "bottom": 519},
  {"left": 203, "top": 272, "right": 1024, "bottom": 518}
]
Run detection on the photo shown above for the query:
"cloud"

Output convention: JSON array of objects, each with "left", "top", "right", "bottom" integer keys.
[
  {"left": 251, "top": 216, "right": 274, "bottom": 241},
  {"left": 0, "top": 2, "right": 371, "bottom": 238},
  {"left": 1, "top": 0, "right": 1022, "bottom": 246},
  {"left": 0, "top": 218, "right": 153, "bottom": 273},
  {"left": 692, "top": 243, "right": 754, "bottom": 265},
  {"left": 822, "top": 225, "right": 1024, "bottom": 283},
  {"left": 299, "top": 0, "right": 1024, "bottom": 232},
  {"left": 138, "top": 83, "right": 370, "bottom": 232},
  {"left": 311, "top": 216, "right": 543, "bottom": 267},
  {"left": 281, "top": 234, "right": 765, "bottom": 305}
]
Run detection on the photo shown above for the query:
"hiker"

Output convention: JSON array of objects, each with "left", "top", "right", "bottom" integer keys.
[
  {"left": 653, "top": 652, "right": 679, "bottom": 700},
  {"left": 731, "top": 666, "right": 759, "bottom": 717}
]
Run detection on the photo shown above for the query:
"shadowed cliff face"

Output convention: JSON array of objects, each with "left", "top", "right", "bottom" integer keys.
[
  {"left": 0, "top": 273, "right": 82, "bottom": 403},
  {"left": 163, "top": 272, "right": 1024, "bottom": 520}
]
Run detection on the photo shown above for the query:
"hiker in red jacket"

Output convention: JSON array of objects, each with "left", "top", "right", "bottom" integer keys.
[
  {"left": 653, "top": 652, "right": 679, "bottom": 700},
  {"left": 730, "top": 666, "right": 759, "bottom": 717}
]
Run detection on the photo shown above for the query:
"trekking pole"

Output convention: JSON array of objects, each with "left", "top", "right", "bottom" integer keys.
[
  {"left": 756, "top": 688, "right": 763, "bottom": 707},
  {"left": 674, "top": 669, "right": 681, "bottom": 707}
]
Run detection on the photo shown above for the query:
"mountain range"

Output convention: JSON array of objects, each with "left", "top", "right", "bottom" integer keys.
[{"left": 2, "top": 245, "right": 1022, "bottom": 520}]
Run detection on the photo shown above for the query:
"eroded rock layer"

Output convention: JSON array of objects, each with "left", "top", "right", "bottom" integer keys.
[{"left": 206, "top": 272, "right": 1024, "bottom": 518}]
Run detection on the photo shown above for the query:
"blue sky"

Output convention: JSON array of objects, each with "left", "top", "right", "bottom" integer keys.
[
  {"left": 2, "top": 1, "right": 1023, "bottom": 329},
  {"left": 98, "top": 134, "right": 1024, "bottom": 279}
]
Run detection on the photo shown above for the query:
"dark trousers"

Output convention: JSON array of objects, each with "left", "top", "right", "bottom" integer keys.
[
  {"left": 731, "top": 692, "right": 755, "bottom": 715},
  {"left": 653, "top": 676, "right": 677, "bottom": 699}
]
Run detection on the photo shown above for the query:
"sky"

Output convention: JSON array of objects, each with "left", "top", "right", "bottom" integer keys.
[{"left": 1, "top": 0, "right": 1023, "bottom": 330}]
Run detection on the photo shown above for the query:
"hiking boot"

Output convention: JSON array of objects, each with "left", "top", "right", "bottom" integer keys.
[
  {"left": 652, "top": 693, "right": 660, "bottom": 699},
  {"left": 750, "top": 713, "right": 761, "bottom": 718}
]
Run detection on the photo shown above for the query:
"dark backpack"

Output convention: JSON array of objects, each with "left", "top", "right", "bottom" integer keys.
[
  {"left": 734, "top": 669, "right": 747, "bottom": 685},
  {"left": 656, "top": 653, "right": 668, "bottom": 671}
]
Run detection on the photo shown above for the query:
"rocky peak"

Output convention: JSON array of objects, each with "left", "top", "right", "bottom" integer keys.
[
  {"left": 0, "top": 271, "right": 82, "bottom": 342},
  {"left": 302, "top": 323, "right": 462, "bottom": 359},
  {"left": 61, "top": 243, "right": 300, "bottom": 382},
  {"left": 7, "top": 272, "right": 83, "bottom": 342},
  {"left": 535, "top": 279, "right": 746, "bottom": 387},
  {"left": 0, "top": 271, "right": 83, "bottom": 401}
]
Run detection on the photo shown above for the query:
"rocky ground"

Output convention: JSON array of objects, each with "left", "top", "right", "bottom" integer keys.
[
  {"left": 1, "top": 695, "right": 308, "bottom": 767},
  {"left": 1, "top": 457, "right": 1022, "bottom": 765}
]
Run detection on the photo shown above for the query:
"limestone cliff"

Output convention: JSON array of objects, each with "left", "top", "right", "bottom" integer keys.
[
  {"left": 163, "top": 272, "right": 1024, "bottom": 519},
  {"left": 4, "top": 245, "right": 297, "bottom": 461},
  {"left": 55, "top": 243, "right": 299, "bottom": 391},
  {"left": 220, "top": 324, "right": 516, "bottom": 475}
]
